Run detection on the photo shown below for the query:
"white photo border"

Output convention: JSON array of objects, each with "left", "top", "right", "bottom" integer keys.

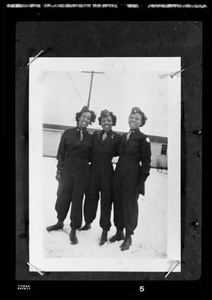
[{"left": 29, "top": 57, "right": 181, "bottom": 272}]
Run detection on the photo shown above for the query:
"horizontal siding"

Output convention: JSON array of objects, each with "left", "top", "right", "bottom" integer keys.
[
  {"left": 150, "top": 142, "right": 168, "bottom": 169},
  {"left": 42, "top": 128, "right": 167, "bottom": 169},
  {"left": 43, "top": 129, "right": 62, "bottom": 157}
]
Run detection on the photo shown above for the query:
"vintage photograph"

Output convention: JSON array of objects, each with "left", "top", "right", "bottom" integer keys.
[{"left": 29, "top": 57, "right": 181, "bottom": 272}]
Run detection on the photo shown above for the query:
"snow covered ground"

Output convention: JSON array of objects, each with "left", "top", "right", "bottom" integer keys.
[{"left": 43, "top": 157, "right": 167, "bottom": 259}]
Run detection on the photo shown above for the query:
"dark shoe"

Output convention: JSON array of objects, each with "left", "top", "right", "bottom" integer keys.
[
  {"left": 46, "top": 221, "right": 64, "bottom": 232},
  {"left": 109, "top": 229, "right": 124, "bottom": 243},
  {"left": 79, "top": 223, "right": 91, "bottom": 231},
  {"left": 120, "top": 235, "right": 132, "bottom": 251},
  {"left": 99, "top": 230, "right": 108, "bottom": 246},
  {"left": 70, "top": 229, "right": 78, "bottom": 245}
]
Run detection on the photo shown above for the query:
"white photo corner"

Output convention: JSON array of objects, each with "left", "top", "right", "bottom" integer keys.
[{"left": 29, "top": 57, "right": 181, "bottom": 273}]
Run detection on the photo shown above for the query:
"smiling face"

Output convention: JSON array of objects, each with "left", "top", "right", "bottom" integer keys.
[
  {"left": 78, "top": 112, "right": 92, "bottom": 129},
  {"left": 128, "top": 113, "right": 142, "bottom": 130},
  {"left": 100, "top": 115, "right": 113, "bottom": 132}
]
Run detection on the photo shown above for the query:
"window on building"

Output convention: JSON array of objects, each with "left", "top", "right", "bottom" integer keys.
[{"left": 161, "top": 144, "right": 167, "bottom": 155}]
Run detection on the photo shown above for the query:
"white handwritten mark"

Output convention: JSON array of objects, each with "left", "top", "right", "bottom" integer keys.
[
  {"left": 27, "top": 50, "right": 45, "bottom": 66},
  {"left": 27, "top": 262, "right": 44, "bottom": 276},
  {"left": 170, "top": 68, "right": 185, "bottom": 78},
  {"left": 165, "top": 260, "right": 181, "bottom": 278}
]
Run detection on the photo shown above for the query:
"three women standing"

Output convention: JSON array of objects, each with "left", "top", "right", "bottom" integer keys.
[{"left": 47, "top": 106, "right": 151, "bottom": 251}]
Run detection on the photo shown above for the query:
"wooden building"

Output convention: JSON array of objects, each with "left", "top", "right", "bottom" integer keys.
[{"left": 43, "top": 124, "right": 168, "bottom": 170}]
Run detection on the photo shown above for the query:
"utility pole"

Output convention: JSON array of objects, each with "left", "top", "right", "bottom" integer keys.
[{"left": 82, "top": 71, "right": 105, "bottom": 108}]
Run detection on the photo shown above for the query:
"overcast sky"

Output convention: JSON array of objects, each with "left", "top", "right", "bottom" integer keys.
[{"left": 33, "top": 58, "right": 181, "bottom": 137}]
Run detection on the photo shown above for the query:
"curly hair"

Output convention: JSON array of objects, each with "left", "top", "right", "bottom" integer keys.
[
  {"left": 98, "top": 113, "right": 117, "bottom": 126},
  {"left": 75, "top": 110, "right": 96, "bottom": 125}
]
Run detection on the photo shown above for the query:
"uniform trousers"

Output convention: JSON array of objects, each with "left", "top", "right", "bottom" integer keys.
[
  {"left": 113, "top": 159, "right": 140, "bottom": 235},
  {"left": 55, "top": 156, "right": 90, "bottom": 229},
  {"left": 84, "top": 161, "right": 113, "bottom": 231}
]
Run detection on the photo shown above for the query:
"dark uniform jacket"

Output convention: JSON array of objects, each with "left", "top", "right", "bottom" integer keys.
[
  {"left": 90, "top": 130, "right": 121, "bottom": 164},
  {"left": 116, "top": 128, "right": 151, "bottom": 194},
  {"left": 56, "top": 126, "right": 92, "bottom": 171}
]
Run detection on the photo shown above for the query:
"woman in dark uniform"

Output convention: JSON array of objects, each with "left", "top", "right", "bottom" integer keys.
[
  {"left": 80, "top": 109, "right": 121, "bottom": 246},
  {"left": 46, "top": 106, "right": 96, "bottom": 245},
  {"left": 110, "top": 107, "right": 151, "bottom": 251}
]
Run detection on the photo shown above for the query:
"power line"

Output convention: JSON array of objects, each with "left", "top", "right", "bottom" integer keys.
[{"left": 65, "top": 71, "right": 84, "bottom": 105}]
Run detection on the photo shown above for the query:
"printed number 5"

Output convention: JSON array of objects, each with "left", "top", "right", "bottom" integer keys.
[{"left": 139, "top": 286, "right": 145, "bottom": 292}]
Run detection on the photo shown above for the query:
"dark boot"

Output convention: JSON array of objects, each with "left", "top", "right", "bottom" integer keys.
[
  {"left": 70, "top": 229, "right": 78, "bottom": 245},
  {"left": 109, "top": 229, "right": 124, "bottom": 243},
  {"left": 99, "top": 230, "right": 108, "bottom": 246},
  {"left": 46, "top": 221, "right": 64, "bottom": 232},
  {"left": 120, "top": 235, "right": 132, "bottom": 251},
  {"left": 79, "top": 223, "right": 91, "bottom": 231}
]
